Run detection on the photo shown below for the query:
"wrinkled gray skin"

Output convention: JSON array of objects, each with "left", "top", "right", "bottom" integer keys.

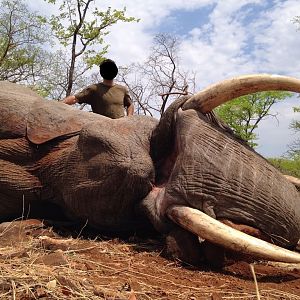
[{"left": 1, "top": 81, "right": 300, "bottom": 260}]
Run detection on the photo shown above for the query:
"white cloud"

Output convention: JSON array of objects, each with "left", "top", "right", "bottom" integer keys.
[
  {"left": 179, "top": 0, "right": 300, "bottom": 86},
  {"left": 102, "top": 0, "right": 217, "bottom": 65},
  {"left": 251, "top": 0, "right": 300, "bottom": 76},
  {"left": 177, "top": 1, "right": 265, "bottom": 87}
]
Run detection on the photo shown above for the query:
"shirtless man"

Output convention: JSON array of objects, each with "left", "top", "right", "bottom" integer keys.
[{"left": 63, "top": 59, "right": 134, "bottom": 118}]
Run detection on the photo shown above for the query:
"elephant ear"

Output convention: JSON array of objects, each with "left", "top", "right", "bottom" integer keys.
[
  {"left": 27, "top": 97, "right": 99, "bottom": 145},
  {"left": 0, "top": 81, "right": 98, "bottom": 143},
  {"left": 151, "top": 97, "right": 188, "bottom": 169},
  {"left": 0, "top": 81, "right": 40, "bottom": 139}
]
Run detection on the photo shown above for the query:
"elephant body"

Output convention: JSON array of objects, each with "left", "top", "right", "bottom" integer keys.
[{"left": 1, "top": 79, "right": 300, "bottom": 263}]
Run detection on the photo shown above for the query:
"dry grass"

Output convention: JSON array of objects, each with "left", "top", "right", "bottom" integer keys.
[{"left": 0, "top": 220, "right": 299, "bottom": 300}]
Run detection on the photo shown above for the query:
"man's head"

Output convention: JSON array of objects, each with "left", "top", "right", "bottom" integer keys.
[{"left": 100, "top": 59, "right": 118, "bottom": 80}]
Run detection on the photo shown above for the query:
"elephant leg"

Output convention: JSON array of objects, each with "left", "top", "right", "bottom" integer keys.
[{"left": 0, "top": 159, "right": 41, "bottom": 220}]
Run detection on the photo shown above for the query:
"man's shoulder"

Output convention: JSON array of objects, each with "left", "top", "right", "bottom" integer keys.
[
  {"left": 112, "top": 83, "right": 126, "bottom": 89},
  {"left": 75, "top": 84, "right": 96, "bottom": 98},
  {"left": 90, "top": 83, "right": 101, "bottom": 90},
  {"left": 79, "top": 83, "right": 98, "bottom": 94},
  {"left": 90, "top": 83, "right": 108, "bottom": 94},
  {"left": 95, "top": 82, "right": 128, "bottom": 93},
  {"left": 113, "top": 83, "right": 129, "bottom": 93}
]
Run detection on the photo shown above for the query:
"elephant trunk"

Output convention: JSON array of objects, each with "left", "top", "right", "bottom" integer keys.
[
  {"left": 167, "top": 205, "right": 300, "bottom": 263},
  {"left": 182, "top": 74, "right": 300, "bottom": 113}
]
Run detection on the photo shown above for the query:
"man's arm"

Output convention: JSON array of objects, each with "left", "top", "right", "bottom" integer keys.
[
  {"left": 63, "top": 95, "right": 78, "bottom": 105},
  {"left": 126, "top": 102, "right": 134, "bottom": 116},
  {"left": 124, "top": 88, "right": 134, "bottom": 116}
]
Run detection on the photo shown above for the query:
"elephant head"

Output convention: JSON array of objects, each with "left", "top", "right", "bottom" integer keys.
[
  {"left": 59, "top": 116, "right": 157, "bottom": 230},
  {"left": 141, "top": 74, "right": 300, "bottom": 264}
]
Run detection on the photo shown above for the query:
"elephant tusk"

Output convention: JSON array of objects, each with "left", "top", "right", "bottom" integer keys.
[
  {"left": 182, "top": 74, "right": 300, "bottom": 113},
  {"left": 284, "top": 175, "right": 300, "bottom": 191},
  {"left": 166, "top": 205, "right": 300, "bottom": 263}
]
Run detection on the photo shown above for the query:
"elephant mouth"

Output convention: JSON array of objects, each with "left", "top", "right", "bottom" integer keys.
[{"left": 160, "top": 74, "right": 300, "bottom": 264}]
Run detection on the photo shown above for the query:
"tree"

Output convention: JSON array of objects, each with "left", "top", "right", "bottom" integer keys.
[
  {"left": 215, "top": 91, "right": 293, "bottom": 147},
  {"left": 268, "top": 157, "right": 300, "bottom": 178},
  {"left": 118, "top": 64, "right": 154, "bottom": 116},
  {"left": 293, "top": 15, "right": 300, "bottom": 28},
  {"left": 119, "top": 33, "right": 196, "bottom": 116},
  {"left": 34, "top": 50, "right": 93, "bottom": 100},
  {"left": 269, "top": 104, "right": 300, "bottom": 179},
  {"left": 0, "top": 0, "right": 49, "bottom": 83},
  {"left": 287, "top": 106, "right": 300, "bottom": 158},
  {"left": 46, "top": 0, "right": 138, "bottom": 97}
]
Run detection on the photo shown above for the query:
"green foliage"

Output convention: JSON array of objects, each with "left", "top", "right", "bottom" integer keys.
[
  {"left": 0, "top": 0, "right": 49, "bottom": 83},
  {"left": 215, "top": 91, "right": 293, "bottom": 147},
  {"left": 268, "top": 156, "right": 300, "bottom": 178},
  {"left": 83, "top": 48, "right": 108, "bottom": 68},
  {"left": 0, "top": 0, "right": 138, "bottom": 98},
  {"left": 292, "top": 105, "right": 300, "bottom": 129}
]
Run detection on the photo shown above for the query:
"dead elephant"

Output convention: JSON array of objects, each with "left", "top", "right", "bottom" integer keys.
[{"left": 1, "top": 74, "right": 300, "bottom": 266}]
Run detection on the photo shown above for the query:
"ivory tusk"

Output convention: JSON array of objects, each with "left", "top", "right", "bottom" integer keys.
[
  {"left": 167, "top": 205, "right": 300, "bottom": 263},
  {"left": 284, "top": 175, "right": 300, "bottom": 191},
  {"left": 182, "top": 74, "right": 300, "bottom": 113}
]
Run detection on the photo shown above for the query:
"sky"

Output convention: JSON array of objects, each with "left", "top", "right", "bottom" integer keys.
[{"left": 28, "top": 0, "right": 300, "bottom": 158}]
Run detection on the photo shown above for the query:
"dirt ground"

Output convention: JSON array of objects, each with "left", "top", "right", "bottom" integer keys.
[{"left": 0, "top": 219, "right": 299, "bottom": 300}]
